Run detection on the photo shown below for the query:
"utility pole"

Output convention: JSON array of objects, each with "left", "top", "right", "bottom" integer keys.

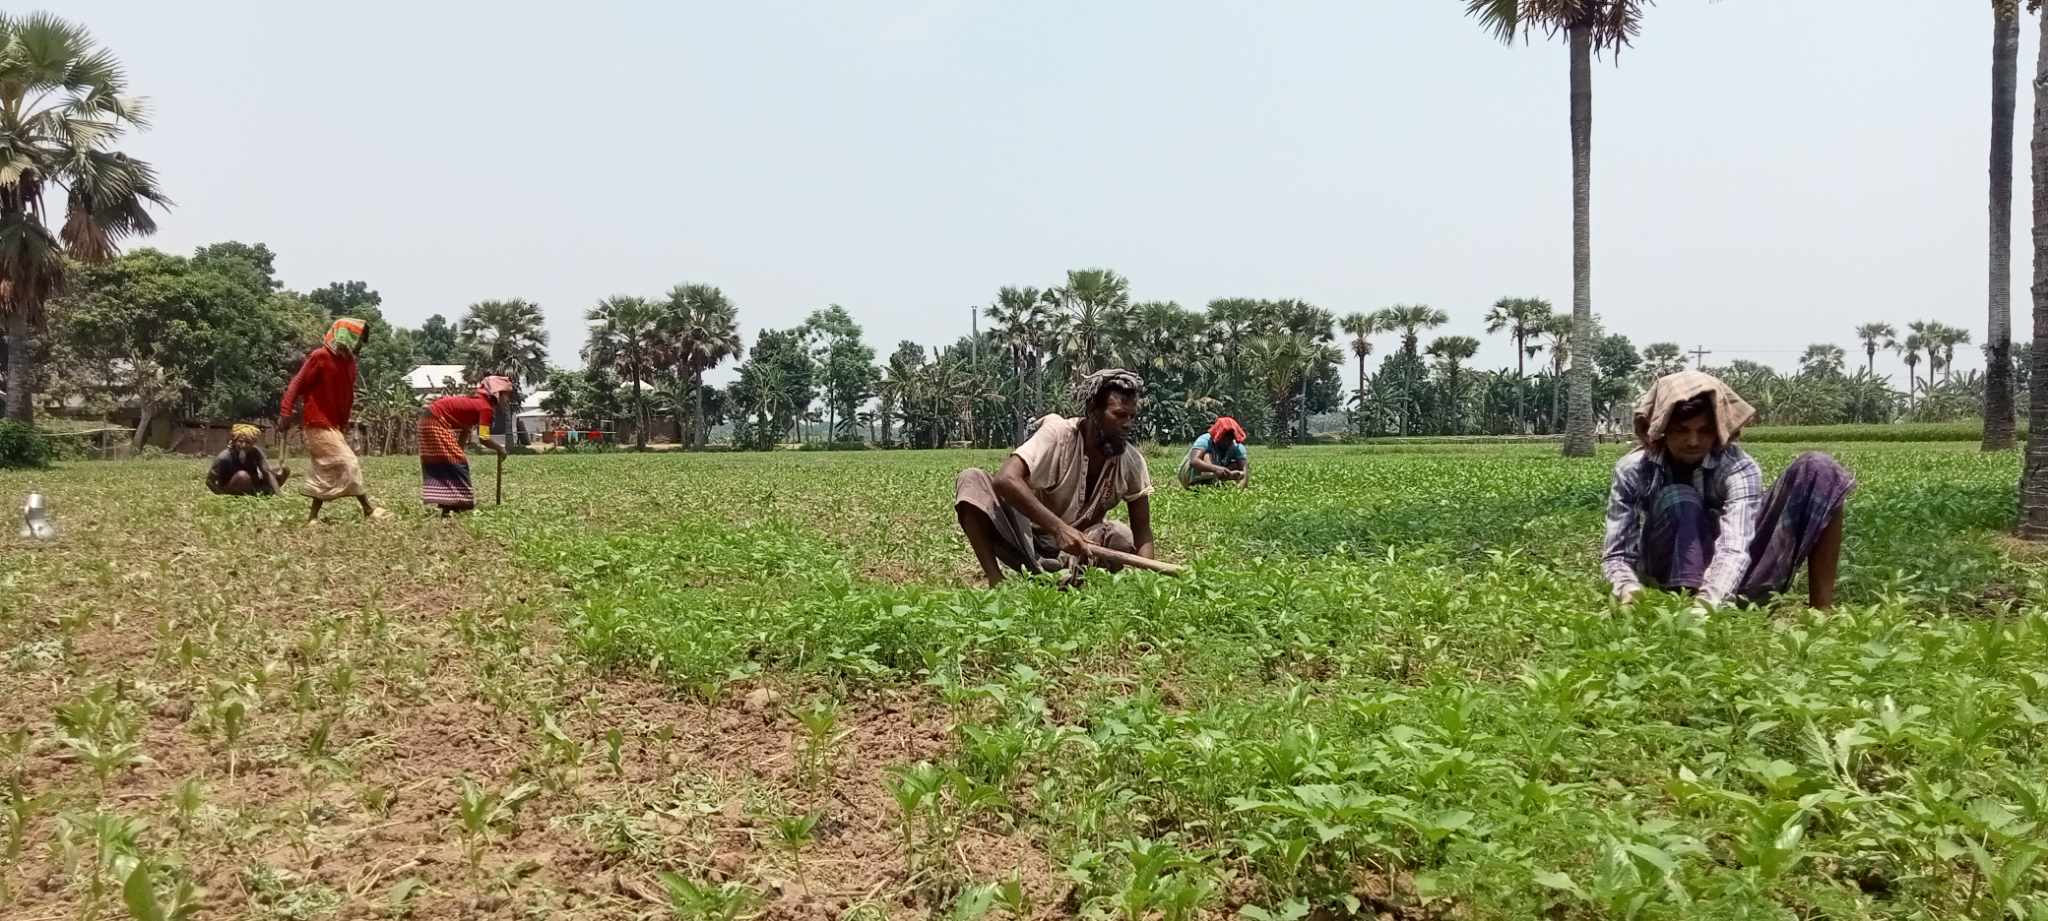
[{"left": 1689, "top": 344, "right": 1713, "bottom": 369}]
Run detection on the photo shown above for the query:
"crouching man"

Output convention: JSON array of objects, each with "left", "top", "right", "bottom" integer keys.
[{"left": 953, "top": 369, "right": 1157, "bottom": 586}]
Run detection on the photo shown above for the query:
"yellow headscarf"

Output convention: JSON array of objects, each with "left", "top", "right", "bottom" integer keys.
[{"left": 230, "top": 423, "right": 262, "bottom": 445}]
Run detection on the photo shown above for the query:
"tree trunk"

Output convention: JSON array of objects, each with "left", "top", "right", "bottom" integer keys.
[
  {"left": 692, "top": 369, "right": 708, "bottom": 449},
  {"left": 1866, "top": 345, "right": 1876, "bottom": 376},
  {"left": 2020, "top": 4, "right": 2048, "bottom": 536},
  {"left": 4, "top": 311, "right": 32, "bottom": 425},
  {"left": 131, "top": 403, "right": 155, "bottom": 451},
  {"left": 632, "top": 363, "right": 648, "bottom": 451},
  {"left": 1515, "top": 334, "right": 1527, "bottom": 433},
  {"left": 1562, "top": 25, "right": 1597, "bottom": 457}
]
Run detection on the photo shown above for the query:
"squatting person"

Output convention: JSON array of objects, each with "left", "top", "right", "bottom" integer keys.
[
  {"left": 953, "top": 368, "right": 1158, "bottom": 586},
  {"left": 1602, "top": 370, "right": 1854, "bottom": 610},
  {"left": 206, "top": 423, "right": 289, "bottom": 496},
  {"left": 1178, "top": 415, "right": 1250, "bottom": 488}
]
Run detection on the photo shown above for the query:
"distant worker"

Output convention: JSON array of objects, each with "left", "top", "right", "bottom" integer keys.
[
  {"left": 419, "top": 376, "right": 513, "bottom": 515},
  {"left": 281, "top": 317, "right": 387, "bottom": 521},
  {"left": 1602, "top": 370, "right": 1854, "bottom": 610},
  {"left": 1178, "top": 416, "right": 1249, "bottom": 488},
  {"left": 954, "top": 369, "right": 1157, "bottom": 587},
  {"left": 206, "top": 424, "right": 289, "bottom": 496}
]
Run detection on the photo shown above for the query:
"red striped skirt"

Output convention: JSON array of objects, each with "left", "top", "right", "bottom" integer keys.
[{"left": 418, "top": 416, "right": 474, "bottom": 510}]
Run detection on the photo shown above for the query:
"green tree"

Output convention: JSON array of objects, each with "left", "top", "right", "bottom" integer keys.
[
  {"left": 1484, "top": 296, "right": 1554, "bottom": 431},
  {"left": 1339, "top": 312, "right": 1379, "bottom": 427},
  {"left": 44, "top": 247, "right": 320, "bottom": 446},
  {"left": 1591, "top": 333, "right": 1640, "bottom": 427},
  {"left": 984, "top": 285, "right": 1053, "bottom": 442},
  {"left": 805, "top": 305, "right": 876, "bottom": 443},
  {"left": 0, "top": 13, "right": 171, "bottom": 423},
  {"left": 1426, "top": 335, "right": 1482, "bottom": 434},
  {"left": 584, "top": 295, "right": 662, "bottom": 449},
  {"left": 1641, "top": 342, "right": 1687, "bottom": 380},
  {"left": 1799, "top": 343, "right": 1847, "bottom": 378},
  {"left": 307, "top": 280, "right": 380, "bottom": 318},
  {"left": 1245, "top": 333, "right": 1310, "bottom": 446},
  {"left": 1054, "top": 268, "right": 1131, "bottom": 376},
  {"left": 662, "top": 283, "right": 744, "bottom": 449},
  {"left": 459, "top": 299, "right": 550, "bottom": 386},
  {"left": 1855, "top": 322, "right": 1896, "bottom": 376},
  {"left": 1373, "top": 304, "right": 1449, "bottom": 435},
  {"left": 417, "top": 314, "right": 458, "bottom": 363},
  {"left": 1465, "top": 0, "right": 1650, "bottom": 457}
]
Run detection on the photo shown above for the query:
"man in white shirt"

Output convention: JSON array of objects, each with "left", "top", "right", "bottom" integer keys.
[{"left": 953, "top": 369, "right": 1158, "bottom": 586}]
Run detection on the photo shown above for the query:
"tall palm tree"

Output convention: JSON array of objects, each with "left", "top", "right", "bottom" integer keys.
[
  {"left": 1466, "top": 0, "right": 1648, "bottom": 457},
  {"left": 584, "top": 295, "right": 661, "bottom": 450},
  {"left": 985, "top": 285, "right": 1050, "bottom": 440},
  {"left": 661, "top": 283, "right": 744, "bottom": 449},
  {"left": 1896, "top": 333, "right": 1926, "bottom": 409},
  {"left": 1375, "top": 304, "right": 1449, "bottom": 435},
  {"left": 1941, "top": 324, "right": 1973, "bottom": 385},
  {"left": 1054, "top": 268, "right": 1131, "bottom": 377},
  {"left": 0, "top": 13, "right": 170, "bottom": 423},
  {"left": 1245, "top": 333, "right": 1310, "bottom": 446},
  {"left": 1855, "top": 322, "right": 1896, "bottom": 376},
  {"left": 1540, "top": 313, "right": 1574, "bottom": 432},
  {"left": 1339, "top": 312, "right": 1377, "bottom": 434},
  {"left": 2025, "top": 0, "right": 2048, "bottom": 534},
  {"left": 1988, "top": 0, "right": 2023, "bottom": 450},
  {"left": 1426, "top": 335, "right": 1482, "bottom": 434},
  {"left": 459, "top": 299, "right": 550, "bottom": 387},
  {"left": 1485, "top": 296, "right": 1554, "bottom": 431}
]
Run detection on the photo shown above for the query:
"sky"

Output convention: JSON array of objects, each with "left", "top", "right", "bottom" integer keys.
[{"left": 47, "top": 0, "right": 2033, "bottom": 387}]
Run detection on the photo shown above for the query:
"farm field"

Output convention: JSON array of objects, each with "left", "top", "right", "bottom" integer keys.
[{"left": 2, "top": 442, "right": 2044, "bottom": 920}]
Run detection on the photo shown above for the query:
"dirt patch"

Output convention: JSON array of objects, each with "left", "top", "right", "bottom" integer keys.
[{"left": 0, "top": 496, "right": 1056, "bottom": 920}]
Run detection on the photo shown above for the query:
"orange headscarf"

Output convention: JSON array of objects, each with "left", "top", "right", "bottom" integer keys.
[
  {"left": 1208, "top": 416, "right": 1246, "bottom": 444},
  {"left": 324, "top": 317, "right": 366, "bottom": 357}
]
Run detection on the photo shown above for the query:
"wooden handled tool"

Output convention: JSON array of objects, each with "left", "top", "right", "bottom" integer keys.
[{"left": 1081, "top": 542, "right": 1186, "bottom": 576}]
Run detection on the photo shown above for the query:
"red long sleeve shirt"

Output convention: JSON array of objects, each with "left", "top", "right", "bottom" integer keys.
[{"left": 280, "top": 348, "right": 358, "bottom": 429}]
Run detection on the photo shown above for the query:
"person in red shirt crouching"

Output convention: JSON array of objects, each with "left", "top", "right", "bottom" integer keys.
[{"left": 418, "top": 376, "right": 513, "bottom": 515}]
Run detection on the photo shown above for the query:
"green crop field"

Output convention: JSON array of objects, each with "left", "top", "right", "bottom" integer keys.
[{"left": 2, "top": 443, "right": 2044, "bottom": 920}]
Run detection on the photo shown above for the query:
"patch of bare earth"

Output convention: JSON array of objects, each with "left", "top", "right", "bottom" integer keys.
[{"left": 0, "top": 494, "right": 1058, "bottom": 920}]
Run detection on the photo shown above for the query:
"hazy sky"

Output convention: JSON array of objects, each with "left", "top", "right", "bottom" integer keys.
[{"left": 49, "top": 0, "right": 2032, "bottom": 385}]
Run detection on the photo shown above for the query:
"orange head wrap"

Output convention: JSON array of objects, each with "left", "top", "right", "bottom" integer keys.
[{"left": 1208, "top": 416, "right": 1246, "bottom": 444}]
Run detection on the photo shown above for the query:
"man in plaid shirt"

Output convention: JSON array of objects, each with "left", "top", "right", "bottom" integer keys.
[{"left": 1602, "top": 371, "right": 1855, "bottom": 609}]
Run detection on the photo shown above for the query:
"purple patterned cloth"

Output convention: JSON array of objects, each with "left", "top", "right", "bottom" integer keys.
[{"left": 1640, "top": 452, "right": 1854, "bottom": 602}]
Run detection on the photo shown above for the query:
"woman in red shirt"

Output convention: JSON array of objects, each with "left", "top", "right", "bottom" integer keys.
[
  {"left": 419, "top": 376, "right": 514, "bottom": 514},
  {"left": 282, "top": 317, "right": 388, "bottom": 521}
]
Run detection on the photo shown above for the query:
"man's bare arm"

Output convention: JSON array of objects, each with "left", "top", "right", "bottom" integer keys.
[
  {"left": 1128, "top": 495, "right": 1156, "bottom": 559},
  {"left": 993, "top": 455, "right": 1086, "bottom": 556}
]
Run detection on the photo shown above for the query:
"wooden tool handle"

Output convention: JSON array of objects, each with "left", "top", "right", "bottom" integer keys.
[{"left": 1081, "top": 542, "right": 1185, "bottom": 576}]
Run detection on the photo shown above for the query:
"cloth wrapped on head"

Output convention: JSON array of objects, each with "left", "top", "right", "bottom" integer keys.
[
  {"left": 1071, "top": 368, "right": 1145, "bottom": 411},
  {"left": 479, "top": 375, "right": 515, "bottom": 399},
  {"left": 1207, "top": 416, "right": 1246, "bottom": 444},
  {"left": 230, "top": 423, "right": 262, "bottom": 446},
  {"left": 324, "top": 317, "right": 366, "bottom": 357},
  {"left": 1633, "top": 369, "right": 1755, "bottom": 449}
]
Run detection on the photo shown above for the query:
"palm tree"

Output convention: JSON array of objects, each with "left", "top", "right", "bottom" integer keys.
[
  {"left": 1855, "top": 322, "right": 1896, "bottom": 376},
  {"left": 1426, "top": 335, "right": 1482, "bottom": 434},
  {"left": 1540, "top": 313, "right": 1574, "bottom": 432},
  {"left": 2028, "top": 0, "right": 2048, "bottom": 535},
  {"left": 1245, "top": 333, "right": 1310, "bottom": 446},
  {"left": 1374, "top": 304, "right": 1449, "bottom": 436},
  {"left": 1466, "top": 0, "right": 1649, "bottom": 457},
  {"left": 1053, "top": 268, "right": 1131, "bottom": 378},
  {"left": 1988, "top": 1, "right": 2023, "bottom": 450},
  {"left": 460, "top": 299, "right": 550, "bottom": 387},
  {"left": 1339, "top": 312, "right": 1378, "bottom": 434},
  {"left": 584, "top": 295, "right": 660, "bottom": 450},
  {"left": 661, "top": 283, "right": 743, "bottom": 449},
  {"left": 1484, "top": 297, "right": 1554, "bottom": 431},
  {"left": 985, "top": 285, "right": 1051, "bottom": 441},
  {"left": 1896, "top": 333, "right": 1926, "bottom": 410},
  {"left": 1798, "top": 343, "right": 1847, "bottom": 377},
  {"left": 0, "top": 13, "right": 170, "bottom": 423},
  {"left": 1940, "top": 325, "right": 1973, "bottom": 385}
]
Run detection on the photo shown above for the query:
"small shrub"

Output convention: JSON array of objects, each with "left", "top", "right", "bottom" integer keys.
[{"left": 0, "top": 421, "right": 50, "bottom": 469}]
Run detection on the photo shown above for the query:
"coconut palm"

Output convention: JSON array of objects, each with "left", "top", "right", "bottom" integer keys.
[
  {"left": 2029, "top": 0, "right": 2048, "bottom": 535},
  {"left": 1426, "top": 335, "right": 1482, "bottom": 434},
  {"left": 661, "top": 283, "right": 743, "bottom": 449},
  {"left": 1374, "top": 304, "right": 1449, "bottom": 436},
  {"left": 1465, "top": 0, "right": 1650, "bottom": 457},
  {"left": 459, "top": 299, "right": 550, "bottom": 387},
  {"left": 0, "top": 13, "right": 171, "bottom": 423},
  {"left": 1484, "top": 296, "right": 1554, "bottom": 431},
  {"left": 1339, "top": 312, "right": 1378, "bottom": 434},
  {"left": 584, "top": 295, "right": 661, "bottom": 449},
  {"left": 1939, "top": 324, "right": 1973, "bottom": 385},
  {"left": 1894, "top": 333, "right": 1926, "bottom": 410},
  {"left": 1855, "top": 322, "right": 1896, "bottom": 376}
]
